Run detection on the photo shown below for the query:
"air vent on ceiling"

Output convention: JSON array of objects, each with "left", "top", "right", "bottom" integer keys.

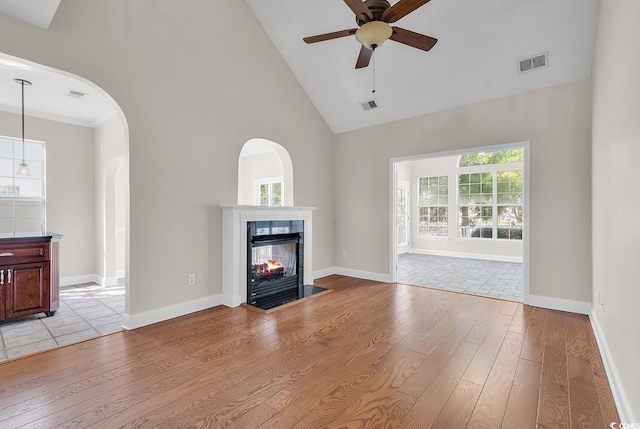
[
  {"left": 518, "top": 52, "right": 548, "bottom": 74},
  {"left": 67, "top": 90, "right": 87, "bottom": 99},
  {"left": 360, "top": 99, "right": 378, "bottom": 111}
]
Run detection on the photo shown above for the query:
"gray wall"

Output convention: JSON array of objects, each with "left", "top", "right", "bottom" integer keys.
[
  {"left": 0, "top": 0, "right": 335, "bottom": 315},
  {"left": 334, "top": 79, "right": 592, "bottom": 302},
  {"left": 0, "top": 110, "right": 95, "bottom": 278},
  {"left": 592, "top": 0, "right": 640, "bottom": 419}
]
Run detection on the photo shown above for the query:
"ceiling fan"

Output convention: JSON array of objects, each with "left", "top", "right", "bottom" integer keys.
[{"left": 303, "top": 0, "right": 438, "bottom": 69}]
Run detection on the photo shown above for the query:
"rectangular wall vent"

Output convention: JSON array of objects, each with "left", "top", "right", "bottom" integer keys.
[
  {"left": 360, "top": 99, "right": 378, "bottom": 111},
  {"left": 518, "top": 52, "right": 548, "bottom": 74},
  {"left": 67, "top": 90, "right": 87, "bottom": 99}
]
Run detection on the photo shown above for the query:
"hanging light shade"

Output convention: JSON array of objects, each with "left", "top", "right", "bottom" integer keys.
[
  {"left": 355, "top": 21, "right": 393, "bottom": 50},
  {"left": 14, "top": 78, "right": 32, "bottom": 177}
]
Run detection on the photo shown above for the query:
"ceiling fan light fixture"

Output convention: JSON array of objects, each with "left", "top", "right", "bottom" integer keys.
[{"left": 356, "top": 21, "right": 392, "bottom": 50}]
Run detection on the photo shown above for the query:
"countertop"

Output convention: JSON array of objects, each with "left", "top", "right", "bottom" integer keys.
[{"left": 0, "top": 232, "right": 63, "bottom": 241}]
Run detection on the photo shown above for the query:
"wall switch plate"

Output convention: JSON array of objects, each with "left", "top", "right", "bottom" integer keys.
[
  {"left": 188, "top": 274, "right": 196, "bottom": 285},
  {"left": 342, "top": 250, "right": 347, "bottom": 258}
]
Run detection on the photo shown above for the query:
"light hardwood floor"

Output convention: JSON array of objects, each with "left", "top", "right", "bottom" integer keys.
[{"left": 0, "top": 275, "right": 619, "bottom": 428}]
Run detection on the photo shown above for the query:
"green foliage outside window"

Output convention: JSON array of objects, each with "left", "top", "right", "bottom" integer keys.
[{"left": 458, "top": 148, "right": 523, "bottom": 167}]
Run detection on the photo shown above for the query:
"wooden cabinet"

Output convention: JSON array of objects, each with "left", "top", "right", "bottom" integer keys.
[{"left": 0, "top": 234, "right": 61, "bottom": 321}]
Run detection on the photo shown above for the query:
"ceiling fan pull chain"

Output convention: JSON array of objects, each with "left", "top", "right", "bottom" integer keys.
[{"left": 372, "top": 46, "right": 376, "bottom": 94}]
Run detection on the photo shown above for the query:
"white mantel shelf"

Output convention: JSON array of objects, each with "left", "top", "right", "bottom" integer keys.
[{"left": 220, "top": 205, "right": 316, "bottom": 307}]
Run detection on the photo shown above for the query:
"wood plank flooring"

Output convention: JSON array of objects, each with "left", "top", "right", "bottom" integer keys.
[{"left": 0, "top": 275, "right": 619, "bottom": 428}]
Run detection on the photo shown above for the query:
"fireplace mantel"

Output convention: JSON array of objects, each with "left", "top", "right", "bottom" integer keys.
[{"left": 220, "top": 204, "right": 315, "bottom": 307}]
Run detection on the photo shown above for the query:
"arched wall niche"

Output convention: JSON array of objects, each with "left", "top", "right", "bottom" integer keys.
[{"left": 237, "top": 138, "right": 294, "bottom": 207}]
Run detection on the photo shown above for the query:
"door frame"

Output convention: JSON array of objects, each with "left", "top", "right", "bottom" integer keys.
[
  {"left": 397, "top": 181, "right": 410, "bottom": 255},
  {"left": 389, "top": 141, "right": 530, "bottom": 303}
]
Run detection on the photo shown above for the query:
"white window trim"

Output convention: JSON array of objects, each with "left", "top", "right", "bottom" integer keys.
[
  {"left": 417, "top": 175, "right": 449, "bottom": 238},
  {"left": 397, "top": 181, "right": 410, "bottom": 249},
  {"left": 0, "top": 135, "right": 46, "bottom": 233},
  {"left": 254, "top": 176, "right": 284, "bottom": 206}
]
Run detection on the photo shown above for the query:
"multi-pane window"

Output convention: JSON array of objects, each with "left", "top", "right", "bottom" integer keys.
[
  {"left": 255, "top": 177, "right": 283, "bottom": 207},
  {"left": 497, "top": 170, "right": 523, "bottom": 239},
  {"left": 459, "top": 172, "right": 493, "bottom": 237},
  {"left": 260, "top": 182, "right": 281, "bottom": 206},
  {"left": 0, "top": 137, "right": 45, "bottom": 233},
  {"left": 418, "top": 176, "right": 448, "bottom": 237},
  {"left": 457, "top": 149, "right": 523, "bottom": 240}
]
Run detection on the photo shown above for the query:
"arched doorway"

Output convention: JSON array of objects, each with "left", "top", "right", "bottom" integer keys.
[{"left": 0, "top": 52, "right": 130, "bottom": 360}]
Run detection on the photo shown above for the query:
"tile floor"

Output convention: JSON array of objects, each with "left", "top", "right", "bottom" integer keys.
[
  {"left": 0, "top": 281, "right": 125, "bottom": 362},
  {"left": 398, "top": 253, "right": 523, "bottom": 302}
]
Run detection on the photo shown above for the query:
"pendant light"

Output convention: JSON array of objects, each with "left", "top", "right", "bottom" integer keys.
[{"left": 14, "top": 78, "right": 32, "bottom": 177}]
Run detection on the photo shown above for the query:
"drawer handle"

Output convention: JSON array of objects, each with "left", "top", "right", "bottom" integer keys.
[
  {"left": 0, "top": 269, "right": 3, "bottom": 285},
  {"left": 7, "top": 268, "right": 10, "bottom": 284},
  {"left": 0, "top": 252, "right": 13, "bottom": 257}
]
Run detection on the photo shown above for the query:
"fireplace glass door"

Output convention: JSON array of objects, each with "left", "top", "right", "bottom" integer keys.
[{"left": 252, "top": 242, "right": 297, "bottom": 286}]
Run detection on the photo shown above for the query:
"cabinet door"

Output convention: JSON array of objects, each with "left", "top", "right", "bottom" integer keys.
[
  {"left": 0, "top": 270, "right": 4, "bottom": 321},
  {"left": 5, "top": 262, "right": 50, "bottom": 319}
]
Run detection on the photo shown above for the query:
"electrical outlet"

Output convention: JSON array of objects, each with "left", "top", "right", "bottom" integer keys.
[
  {"left": 342, "top": 250, "right": 347, "bottom": 258},
  {"left": 188, "top": 274, "right": 196, "bottom": 285},
  {"left": 196, "top": 273, "right": 203, "bottom": 284}
]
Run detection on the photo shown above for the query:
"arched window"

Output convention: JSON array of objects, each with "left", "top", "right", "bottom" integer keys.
[{"left": 237, "top": 138, "right": 294, "bottom": 206}]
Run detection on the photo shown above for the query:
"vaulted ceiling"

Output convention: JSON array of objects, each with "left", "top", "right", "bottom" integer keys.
[
  {"left": 0, "top": 0, "right": 598, "bottom": 132},
  {"left": 246, "top": 0, "right": 598, "bottom": 133}
]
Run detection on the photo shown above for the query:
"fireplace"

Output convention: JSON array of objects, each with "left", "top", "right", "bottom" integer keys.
[
  {"left": 247, "top": 220, "right": 303, "bottom": 310},
  {"left": 221, "top": 205, "right": 320, "bottom": 308}
]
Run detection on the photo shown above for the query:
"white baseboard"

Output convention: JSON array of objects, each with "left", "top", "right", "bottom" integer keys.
[
  {"left": 332, "top": 267, "right": 392, "bottom": 283},
  {"left": 99, "top": 276, "right": 119, "bottom": 287},
  {"left": 589, "top": 308, "right": 637, "bottom": 423},
  {"left": 122, "top": 293, "right": 224, "bottom": 330},
  {"left": 313, "top": 266, "right": 393, "bottom": 283},
  {"left": 60, "top": 274, "right": 119, "bottom": 287},
  {"left": 60, "top": 274, "right": 99, "bottom": 287},
  {"left": 525, "top": 294, "right": 590, "bottom": 315},
  {"left": 409, "top": 248, "right": 523, "bottom": 263},
  {"left": 312, "top": 266, "right": 338, "bottom": 280}
]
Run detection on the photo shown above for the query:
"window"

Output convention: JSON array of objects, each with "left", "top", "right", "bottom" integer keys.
[
  {"left": 458, "top": 149, "right": 523, "bottom": 240},
  {"left": 459, "top": 172, "right": 493, "bottom": 237},
  {"left": 458, "top": 148, "right": 524, "bottom": 167},
  {"left": 418, "top": 175, "right": 448, "bottom": 237},
  {"left": 497, "top": 170, "right": 523, "bottom": 239},
  {"left": 0, "top": 137, "right": 45, "bottom": 233},
  {"left": 255, "top": 177, "right": 283, "bottom": 207}
]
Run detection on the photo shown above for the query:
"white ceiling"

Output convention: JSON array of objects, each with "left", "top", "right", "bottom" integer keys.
[
  {"left": 0, "top": 0, "right": 60, "bottom": 29},
  {"left": 0, "top": 2, "right": 116, "bottom": 129},
  {"left": 246, "top": 0, "right": 598, "bottom": 134},
  {"left": 0, "top": 1, "right": 598, "bottom": 133},
  {"left": 0, "top": 55, "right": 117, "bottom": 128}
]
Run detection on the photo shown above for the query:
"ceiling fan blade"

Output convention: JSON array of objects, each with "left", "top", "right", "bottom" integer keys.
[
  {"left": 383, "top": 0, "right": 432, "bottom": 23},
  {"left": 355, "top": 45, "right": 373, "bottom": 69},
  {"left": 344, "top": 0, "right": 373, "bottom": 21},
  {"left": 390, "top": 27, "right": 438, "bottom": 51},
  {"left": 303, "top": 28, "right": 357, "bottom": 44}
]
